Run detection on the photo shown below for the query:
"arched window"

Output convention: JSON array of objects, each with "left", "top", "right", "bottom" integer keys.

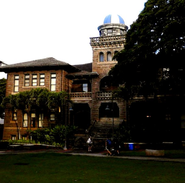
[
  {"left": 107, "top": 52, "right": 112, "bottom": 61},
  {"left": 99, "top": 102, "right": 119, "bottom": 118},
  {"left": 99, "top": 52, "right": 104, "bottom": 62}
]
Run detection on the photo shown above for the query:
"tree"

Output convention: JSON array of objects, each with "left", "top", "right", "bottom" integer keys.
[
  {"left": 110, "top": 0, "right": 185, "bottom": 144},
  {"left": 2, "top": 88, "right": 72, "bottom": 125},
  {"left": 110, "top": 0, "right": 185, "bottom": 96}
]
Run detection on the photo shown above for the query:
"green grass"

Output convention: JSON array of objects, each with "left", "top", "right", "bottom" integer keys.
[{"left": 0, "top": 153, "right": 185, "bottom": 183}]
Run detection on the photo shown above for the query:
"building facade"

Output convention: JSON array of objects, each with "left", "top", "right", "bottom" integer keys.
[{"left": 0, "top": 14, "right": 128, "bottom": 140}]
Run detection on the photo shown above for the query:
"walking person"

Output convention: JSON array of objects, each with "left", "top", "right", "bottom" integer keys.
[
  {"left": 113, "top": 139, "right": 120, "bottom": 155},
  {"left": 106, "top": 138, "right": 112, "bottom": 155},
  {"left": 87, "top": 136, "right": 93, "bottom": 152}
]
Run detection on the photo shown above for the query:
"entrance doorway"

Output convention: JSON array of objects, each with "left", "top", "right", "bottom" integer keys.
[{"left": 73, "top": 103, "right": 90, "bottom": 129}]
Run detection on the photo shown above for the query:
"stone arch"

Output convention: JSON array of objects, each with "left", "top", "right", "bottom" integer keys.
[
  {"left": 99, "top": 52, "right": 104, "bottom": 62},
  {"left": 99, "top": 102, "right": 119, "bottom": 118},
  {"left": 73, "top": 103, "right": 91, "bottom": 129},
  {"left": 107, "top": 51, "right": 112, "bottom": 61}
]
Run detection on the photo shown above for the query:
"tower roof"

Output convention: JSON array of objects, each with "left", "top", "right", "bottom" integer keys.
[{"left": 103, "top": 14, "right": 125, "bottom": 24}]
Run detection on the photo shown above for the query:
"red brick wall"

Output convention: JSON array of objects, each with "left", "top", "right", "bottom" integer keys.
[
  {"left": 5, "top": 69, "right": 71, "bottom": 96},
  {"left": 3, "top": 69, "right": 71, "bottom": 140}
]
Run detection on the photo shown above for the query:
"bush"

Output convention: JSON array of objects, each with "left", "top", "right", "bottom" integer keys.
[
  {"left": 113, "top": 121, "right": 132, "bottom": 143},
  {"left": 30, "top": 125, "right": 77, "bottom": 145}
]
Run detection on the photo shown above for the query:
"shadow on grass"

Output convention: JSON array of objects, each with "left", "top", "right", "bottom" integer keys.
[{"left": 0, "top": 153, "right": 185, "bottom": 183}]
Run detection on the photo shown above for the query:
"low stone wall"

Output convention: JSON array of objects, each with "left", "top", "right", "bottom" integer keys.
[
  {"left": 8, "top": 144, "right": 58, "bottom": 150},
  {"left": 145, "top": 149, "right": 165, "bottom": 157}
]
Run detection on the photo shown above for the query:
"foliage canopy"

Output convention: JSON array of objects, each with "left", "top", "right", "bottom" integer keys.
[
  {"left": 110, "top": 0, "right": 185, "bottom": 96},
  {"left": 2, "top": 88, "right": 71, "bottom": 111}
]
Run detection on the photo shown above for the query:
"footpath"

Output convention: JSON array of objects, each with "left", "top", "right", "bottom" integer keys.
[{"left": 1, "top": 148, "right": 185, "bottom": 163}]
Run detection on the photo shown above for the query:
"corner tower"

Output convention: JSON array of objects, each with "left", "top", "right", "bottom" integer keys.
[
  {"left": 90, "top": 14, "right": 127, "bottom": 78},
  {"left": 90, "top": 14, "right": 128, "bottom": 126}
]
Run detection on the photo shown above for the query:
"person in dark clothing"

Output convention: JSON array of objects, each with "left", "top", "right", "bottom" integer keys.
[
  {"left": 106, "top": 138, "right": 112, "bottom": 155},
  {"left": 113, "top": 139, "right": 120, "bottom": 155}
]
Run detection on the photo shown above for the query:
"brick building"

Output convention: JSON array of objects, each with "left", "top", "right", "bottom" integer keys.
[{"left": 0, "top": 14, "right": 128, "bottom": 140}]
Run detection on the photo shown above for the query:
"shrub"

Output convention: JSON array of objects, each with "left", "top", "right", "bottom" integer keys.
[{"left": 30, "top": 125, "right": 77, "bottom": 145}]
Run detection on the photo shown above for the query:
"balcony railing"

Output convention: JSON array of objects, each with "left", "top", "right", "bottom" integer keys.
[
  {"left": 70, "top": 91, "right": 116, "bottom": 100},
  {"left": 96, "top": 92, "right": 113, "bottom": 100},
  {"left": 70, "top": 91, "right": 166, "bottom": 101},
  {"left": 70, "top": 92, "right": 92, "bottom": 99},
  {"left": 90, "top": 35, "right": 126, "bottom": 46}
]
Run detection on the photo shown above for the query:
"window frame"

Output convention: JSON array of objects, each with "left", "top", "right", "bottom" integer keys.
[
  {"left": 99, "top": 52, "right": 104, "bottom": 62},
  {"left": 162, "top": 67, "right": 170, "bottom": 80},
  {"left": 107, "top": 28, "right": 113, "bottom": 35},
  {"left": 14, "top": 75, "right": 19, "bottom": 92},
  {"left": 32, "top": 74, "right": 38, "bottom": 86},
  {"left": 50, "top": 113, "right": 55, "bottom": 121},
  {"left": 39, "top": 113, "right": 44, "bottom": 128},
  {"left": 83, "top": 83, "right": 88, "bottom": 92},
  {"left": 30, "top": 113, "right": 36, "bottom": 128},
  {"left": 24, "top": 74, "right": 30, "bottom": 86},
  {"left": 22, "top": 135, "right": 27, "bottom": 140},
  {"left": 39, "top": 73, "right": 45, "bottom": 86},
  {"left": 23, "top": 113, "right": 28, "bottom": 128},
  {"left": 11, "top": 135, "right": 16, "bottom": 140},
  {"left": 50, "top": 73, "right": 56, "bottom": 91},
  {"left": 12, "top": 112, "right": 17, "bottom": 121},
  {"left": 107, "top": 51, "right": 112, "bottom": 61}
]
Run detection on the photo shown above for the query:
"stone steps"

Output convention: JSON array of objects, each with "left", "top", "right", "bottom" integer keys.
[{"left": 73, "top": 125, "right": 116, "bottom": 149}]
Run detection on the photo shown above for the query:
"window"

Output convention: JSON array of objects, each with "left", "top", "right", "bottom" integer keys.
[
  {"left": 39, "top": 113, "right": 44, "bottom": 127},
  {"left": 22, "top": 135, "right": 27, "bottom": 140},
  {"left": 99, "top": 52, "right": 104, "bottom": 62},
  {"left": 23, "top": 113, "right": 28, "bottom": 127},
  {"left": 83, "top": 83, "right": 88, "bottom": 92},
  {"left": 24, "top": 74, "right": 30, "bottom": 86},
  {"left": 107, "top": 52, "right": 112, "bottom": 61},
  {"left": 14, "top": 75, "right": 19, "bottom": 92},
  {"left": 13, "top": 112, "right": 17, "bottom": 121},
  {"left": 50, "top": 114, "right": 55, "bottom": 121},
  {"left": 50, "top": 73, "right": 56, "bottom": 91},
  {"left": 31, "top": 113, "right": 36, "bottom": 127},
  {"left": 11, "top": 135, "right": 16, "bottom": 140},
  {"left": 32, "top": 74, "right": 37, "bottom": 86},
  {"left": 120, "top": 30, "right": 124, "bottom": 35},
  {"left": 12, "top": 110, "right": 17, "bottom": 121},
  {"left": 107, "top": 29, "right": 112, "bottom": 35},
  {"left": 39, "top": 74, "right": 45, "bottom": 86},
  {"left": 165, "top": 114, "right": 171, "bottom": 121},
  {"left": 163, "top": 68, "right": 170, "bottom": 79}
]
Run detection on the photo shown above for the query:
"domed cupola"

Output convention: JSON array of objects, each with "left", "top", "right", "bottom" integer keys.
[
  {"left": 98, "top": 14, "right": 128, "bottom": 37},
  {"left": 103, "top": 14, "right": 125, "bottom": 24}
]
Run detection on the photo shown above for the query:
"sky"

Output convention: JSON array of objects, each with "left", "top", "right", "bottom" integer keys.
[{"left": 0, "top": 0, "right": 147, "bottom": 78}]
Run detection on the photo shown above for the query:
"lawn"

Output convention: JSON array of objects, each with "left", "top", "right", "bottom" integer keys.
[{"left": 0, "top": 153, "right": 185, "bottom": 183}]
